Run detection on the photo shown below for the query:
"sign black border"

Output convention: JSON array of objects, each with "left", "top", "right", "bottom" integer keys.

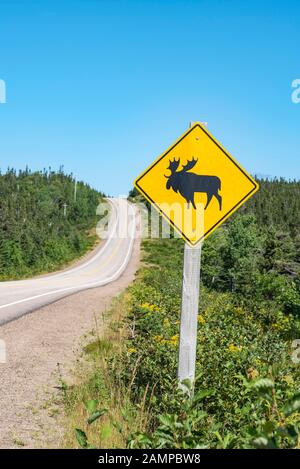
[{"left": 135, "top": 123, "right": 259, "bottom": 246}]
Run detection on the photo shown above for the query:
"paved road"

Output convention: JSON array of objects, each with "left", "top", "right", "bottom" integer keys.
[{"left": 0, "top": 198, "right": 137, "bottom": 325}]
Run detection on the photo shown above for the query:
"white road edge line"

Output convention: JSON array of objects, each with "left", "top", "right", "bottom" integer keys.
[
  {"left": 0, "top": 202, "right": 137, "bottom": 310},
  {"left": 49, "top": 197, "right": 119, "bottom": 278}
]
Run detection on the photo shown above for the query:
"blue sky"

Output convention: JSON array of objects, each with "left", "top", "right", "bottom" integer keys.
[{"left": 0, "top": 0, "right": 299, "bottom": 195}]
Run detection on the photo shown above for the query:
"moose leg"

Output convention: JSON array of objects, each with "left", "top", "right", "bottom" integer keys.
[
  {"left": 215, "top": 193, "right": 222, "bottom": 211},
  {"left": 191, "top": 197, "right": 197, "bottom": 210},
  {"left": 204, "top": 193, "right": 213, "bottom": 210}
]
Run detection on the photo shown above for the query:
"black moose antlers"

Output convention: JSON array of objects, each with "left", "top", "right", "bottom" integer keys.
[{"left": 165, "top": 158, "right": 222, "bottom": 210}]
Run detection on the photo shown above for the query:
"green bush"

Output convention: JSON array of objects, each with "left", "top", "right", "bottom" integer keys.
[{"left": 114, "top": 230, "right": 300, "bottom": 448}]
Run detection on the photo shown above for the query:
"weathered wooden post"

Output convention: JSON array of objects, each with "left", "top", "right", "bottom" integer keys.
[{"left": 177, "top": 122, "right": 206, "bottom": 395}]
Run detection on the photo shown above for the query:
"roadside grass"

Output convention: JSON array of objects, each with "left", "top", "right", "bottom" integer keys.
[
  {"left": 62, "top": 291, "right": 148, "bottom": 448},
  {"left": 61, "top": 228, "right": 300, "bottom": 449}
]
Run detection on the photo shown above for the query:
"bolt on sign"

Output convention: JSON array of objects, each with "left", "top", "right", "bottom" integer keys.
[{"left": 134, "top": 122, "right": 259, "bottom": 245}]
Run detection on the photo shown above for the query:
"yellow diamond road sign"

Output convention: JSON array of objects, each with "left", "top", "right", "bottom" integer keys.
[{"left": 134, "top": 122, "right": 259, "bottom": 246}]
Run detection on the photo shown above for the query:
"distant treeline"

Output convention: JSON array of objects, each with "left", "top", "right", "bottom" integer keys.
[
  {"left": 241, "top": 177, "right": 300, "bottom": 237},
  {"left": 230, "top": 178, "right": 300, "bottom": 285},
  {"left": 131, "top": 177, "right": 300, "bottom": 281},
  {"left": 0, "top": 167, "right": 104, "bottom": 279}
]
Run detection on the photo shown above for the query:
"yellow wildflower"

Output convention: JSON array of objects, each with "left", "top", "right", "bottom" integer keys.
[
  {"left": 127, "top": 348, "right": 137, "bottom": 354},
  {"left": 283, "top": 375, "right": 294, "bottom": 385},
  {"left": 198, "top": 314, "right": 206, "bottom": 324},
  {"left": 247, "top": 367, "right": 259, "bottom": 380},
  {"left": 154, "top": 335, "right": 164, "bottom": 343},
  {"left": 227, "top": 343, "right": 243, "bottom": 353},
  {"left": 169, "top": 334, "right": 179, "bottom": 346},
  {"left": 140, "top": 302, "right": 159, "bottom": 312}
]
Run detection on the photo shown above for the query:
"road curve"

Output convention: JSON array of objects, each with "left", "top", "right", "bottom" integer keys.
[{"left": 0, "top": 198, "right": 137, "bottom": 325}]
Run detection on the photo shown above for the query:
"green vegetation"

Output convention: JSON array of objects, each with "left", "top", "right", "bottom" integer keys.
[
  {"left": 63, "top": 178, "right": 300, "bottom": 449},
  {"left": 242, "top": 178, "right": 300, "bottom": 239},
  {"left": 0, "top": 167, "right": 104, "bottom": 279},
  {"left": 62, "top": 294, "right": 146, "bottom": 449}
]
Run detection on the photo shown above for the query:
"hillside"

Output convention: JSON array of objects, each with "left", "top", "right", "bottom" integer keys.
[{"left": 0, "top": 168, "right": 104, "bottom": 279}]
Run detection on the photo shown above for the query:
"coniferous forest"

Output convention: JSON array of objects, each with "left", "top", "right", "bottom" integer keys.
[
  {"left": 0, "top": 168, "right": 104, "bottom": 279},
  {"left": 200, "top": 177, "right": 300, "bottom": 293}
]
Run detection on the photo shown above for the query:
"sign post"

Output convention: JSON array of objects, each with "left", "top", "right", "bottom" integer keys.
[
  {"left": 177, "top": 122, "right": 205, "bottom": 395},
  {"left": 178, "top": 241, "right": 202, "bottom": 394},
  {"left": 134, "top": 122, "right": 259, "bottom": 395}
]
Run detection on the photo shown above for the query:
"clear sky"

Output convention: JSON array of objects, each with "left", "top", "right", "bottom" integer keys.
[{"left": 0, "top": 0, "right": 299, "bottom": 195}]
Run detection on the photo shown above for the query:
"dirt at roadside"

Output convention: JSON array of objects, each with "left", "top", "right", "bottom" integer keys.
[{"left": 0, "top": 237, "right": 140, "bottom": 449}]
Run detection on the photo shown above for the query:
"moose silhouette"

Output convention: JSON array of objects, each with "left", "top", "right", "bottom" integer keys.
[{"left": 165, "top": 158, "right": 222, "bottom": 210}]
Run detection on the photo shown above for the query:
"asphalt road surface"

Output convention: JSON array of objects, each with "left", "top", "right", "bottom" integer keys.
[{"left": 0, "top": 198, "right": 137, "bottom": 325}]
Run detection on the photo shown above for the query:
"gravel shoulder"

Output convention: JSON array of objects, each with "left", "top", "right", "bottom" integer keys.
[{"left": 0, "top": 237, "right": 140, "bottom": 448}]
